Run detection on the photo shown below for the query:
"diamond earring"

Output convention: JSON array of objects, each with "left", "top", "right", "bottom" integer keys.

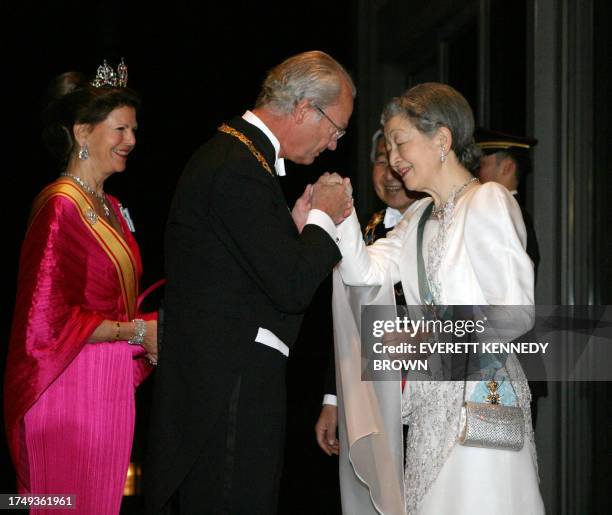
[
  {"left": 79, "top": 144, "right": 89, "bottom": 160},
  {"left": 440, "top": 145, "right": 446, "bottom": 163}
]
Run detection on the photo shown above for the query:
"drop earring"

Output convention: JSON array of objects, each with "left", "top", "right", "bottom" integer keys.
[
  {"left": 440, "top": 145, "right": 446, "bottom": 163},
  {"left": 79, "top": 144, "right": 89, "bottom": 160}
]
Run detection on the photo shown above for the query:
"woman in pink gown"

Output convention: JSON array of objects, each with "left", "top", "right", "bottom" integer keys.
[{"left": 4, "top": 61, "right": 158, "bottom": 515}]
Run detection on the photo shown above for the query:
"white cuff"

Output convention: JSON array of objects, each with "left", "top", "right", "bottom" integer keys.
[
  {"left": 323, "top": 394, "right": 338, "bottom": 406},
  {"left": 307, "top": 209, "right": 338, "bottom": 243},
  {"left": 336, "top": 209, "right": 359, "bottom": 256}
]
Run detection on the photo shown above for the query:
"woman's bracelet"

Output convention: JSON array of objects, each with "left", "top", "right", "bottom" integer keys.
[
  {"left": 114, "top": 321, "right": 121, "bottom": 341},
  {"left": 128, "top": 319, "right": 146, "bottom": 345}
]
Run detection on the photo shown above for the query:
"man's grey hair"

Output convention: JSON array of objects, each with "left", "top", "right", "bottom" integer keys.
[{"left": 256, "top": 50, "right": 356, "bottom": 114}]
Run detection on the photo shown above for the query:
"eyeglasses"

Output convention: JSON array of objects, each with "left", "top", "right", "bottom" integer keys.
[{"left": 312, "top": 104, "right": 346, "bottom": 141}]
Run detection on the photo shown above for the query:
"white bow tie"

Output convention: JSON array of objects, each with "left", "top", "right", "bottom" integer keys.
[{"left": 384, "top": 208, "right": 404, "bottom": 228}]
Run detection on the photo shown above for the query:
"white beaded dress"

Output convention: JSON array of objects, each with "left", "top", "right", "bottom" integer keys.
[{"left": 335, "top": 182, "right": 545, "bottom": 515}]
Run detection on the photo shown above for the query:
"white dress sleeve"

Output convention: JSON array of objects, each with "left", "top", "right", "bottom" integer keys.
[
  {"left": 464, "top": 182, "right": 535, "bottom": 306},
  {"left": 336, "top": 206, "right": 417, "bottom": 286}
]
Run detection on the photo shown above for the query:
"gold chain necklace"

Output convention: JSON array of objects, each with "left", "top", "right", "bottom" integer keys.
[{"left": 218, "top": 124, "right": 274, "bottom": 176}]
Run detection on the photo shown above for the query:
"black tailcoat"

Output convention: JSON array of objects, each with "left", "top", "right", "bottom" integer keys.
[{"left": 146, "top": 117, "right": 341, "bottom": 513}]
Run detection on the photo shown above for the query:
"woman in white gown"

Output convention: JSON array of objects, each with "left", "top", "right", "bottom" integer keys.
[{"left": 335, "top": 83, "right": 545, "bottom": 514}]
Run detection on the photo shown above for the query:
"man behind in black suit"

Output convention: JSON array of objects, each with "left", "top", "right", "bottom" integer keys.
[
  {"left": 474, "top": 127, "right": 546, "bottom": 428},
  {"left": 475, "top": 128, "right": 540, "bottom": 276},
  {"left": 146, "top": 51, "right": 355, "bottom": 514}
]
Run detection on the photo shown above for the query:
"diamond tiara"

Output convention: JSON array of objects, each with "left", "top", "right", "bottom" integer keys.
[{"left": 91, "top": 58, "right": 128, "bottom": 88}]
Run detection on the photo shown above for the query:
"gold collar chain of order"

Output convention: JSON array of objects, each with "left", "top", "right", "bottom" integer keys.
[
  {"left": 363, "top": 210, "right": 385, "bottom": 245},
  {"left": 218, "top": 124, "right": 274, "bottom": 176}
]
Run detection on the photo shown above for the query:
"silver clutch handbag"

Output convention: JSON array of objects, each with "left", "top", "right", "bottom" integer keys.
[{"left": 458, "top": 379, "right": 525, "bottom": 451}]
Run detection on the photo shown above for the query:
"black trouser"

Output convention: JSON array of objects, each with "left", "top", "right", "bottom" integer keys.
[{"left": 166, "top": 345, "right": 287, "bottom": 515}]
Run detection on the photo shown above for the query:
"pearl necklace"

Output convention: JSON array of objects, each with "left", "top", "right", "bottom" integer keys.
[{"left": 61, "top": 173, "right": 111, "bottom": 217}]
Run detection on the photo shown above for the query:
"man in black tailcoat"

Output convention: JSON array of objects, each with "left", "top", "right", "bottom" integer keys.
[{"left": 146, "top": 51, "right": 355, "bottom": 514}]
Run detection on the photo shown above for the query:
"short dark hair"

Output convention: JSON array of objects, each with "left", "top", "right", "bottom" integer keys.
[
  {"left": 494, "top": 150, "right": 532, "bottom": 181},
  {"left": 42, "top": 71, "right": 140, "bottom": 167},
  {"left": 381, "top": 82, "right": 481, "bottom": 172}
]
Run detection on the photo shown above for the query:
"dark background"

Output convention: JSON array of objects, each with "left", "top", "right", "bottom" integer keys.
[{"left": 2, "top": 1, "right": 611, "bottom": 514}]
